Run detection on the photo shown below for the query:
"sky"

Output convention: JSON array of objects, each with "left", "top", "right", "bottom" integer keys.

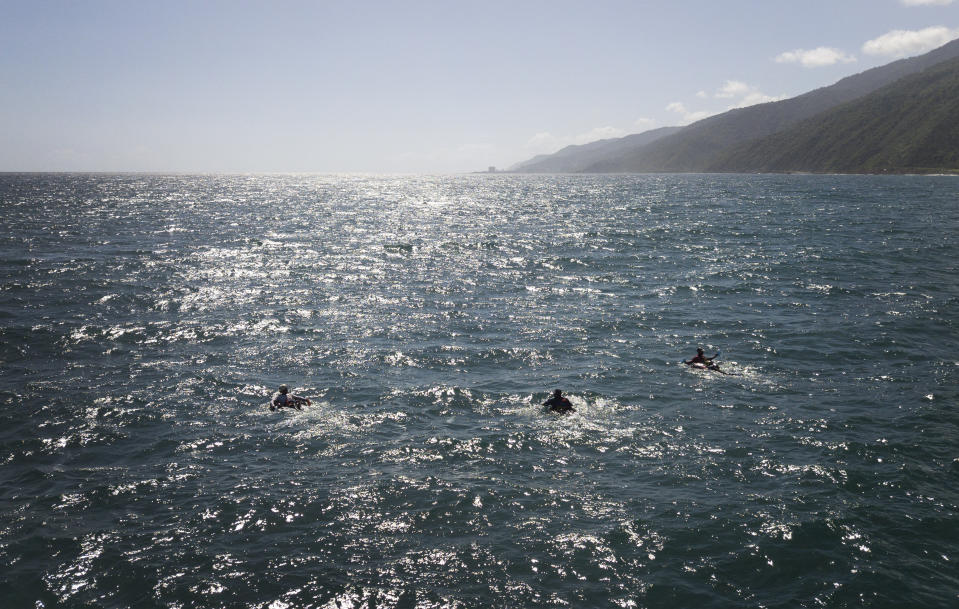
[{"left": 1, "top": 0, "right": 957, "bottom": 173}]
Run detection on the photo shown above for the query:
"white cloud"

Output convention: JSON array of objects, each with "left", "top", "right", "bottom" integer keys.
[
  {"left": 901, "top": 0, "right": 954, "bottom": 6},
  {"left": 715, "top": 80, "right": 751, "bottom": 98},
  {"left": 775, "top": 47, "right": 857, "bottom": 67},
  {"left": 666, "top": 102, "right": 714, "bottom": 125},
  {"left": 576, "top": 126, "right": 628, "bottom": 142},
  {"left": 666, "top": 79, "right": 785, "bottom": 125},
  {"left": 634, "top": 117, "right": 657, "bottom": 130},
  {"left": 731, "top": 91, "right": 786, "bottom": 108},
  {"left": 862, "top": 26, "right": 959, "bottom": 57},
  {"left": 525, "top": 126, "right": 628, "bottom": 154},
  {"left": 713, "top": 81, "right": 785, "bottom": 108},
  {"left": 526, "top": 132, "right": 560, "bottom": 151}
]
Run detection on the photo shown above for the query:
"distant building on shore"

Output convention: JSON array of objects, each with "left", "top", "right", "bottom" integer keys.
[{"left": 488, "top": 166, "right": 496, "bottom": 173}]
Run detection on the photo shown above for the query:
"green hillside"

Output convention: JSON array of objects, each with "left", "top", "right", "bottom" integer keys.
[{"left": 709, "top": 56, "right": 959, "bottom": 173}]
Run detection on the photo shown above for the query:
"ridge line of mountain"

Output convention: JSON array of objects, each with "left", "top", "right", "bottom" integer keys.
[{"left": 506, "top": 38, "right": 959, "bottom": 174}]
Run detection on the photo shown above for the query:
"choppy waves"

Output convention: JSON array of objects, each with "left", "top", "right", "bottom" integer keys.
[{"left": 1, "top": 174, "right": 958, "bottom": 607}]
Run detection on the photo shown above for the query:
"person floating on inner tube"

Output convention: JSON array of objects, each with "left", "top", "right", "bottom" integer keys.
[
  {"left": 543, "top": 389, "right": 575, "bottom": 414},
  {"left": 684, "top": 348, "right": 722, "bottom": 372},
  {"left": 271, "top": 384, "right": 311, "bottom": 411}
]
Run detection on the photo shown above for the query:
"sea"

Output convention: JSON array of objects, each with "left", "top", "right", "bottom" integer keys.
[{"left": 1, "top": 173, "right": 957, "bottom": 608}]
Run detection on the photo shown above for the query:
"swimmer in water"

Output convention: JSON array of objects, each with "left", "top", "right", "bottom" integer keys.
[
  {"left": 542, "top": 389, "right": 575, "bottom": 414},
  {"left": 270, "top": 384, "right": 311, "bottom": 411},
  {"left": 684, "top": 348, "right": 728, "bottom": 373}
]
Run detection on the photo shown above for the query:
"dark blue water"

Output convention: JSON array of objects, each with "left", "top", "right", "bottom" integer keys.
[{"left": 1, "top": 173, "right": 957, "bottom": 608}]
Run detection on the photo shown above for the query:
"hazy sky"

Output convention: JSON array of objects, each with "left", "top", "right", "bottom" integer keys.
[{"left": 1, "top": 0, "right": 957, "bottom": 173}]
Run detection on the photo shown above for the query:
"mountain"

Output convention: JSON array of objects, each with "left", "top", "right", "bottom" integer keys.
[
  {"left": 508, "top": 127, "right": 681, "bottom": 173},
  {"left": 508, "top": 38, "right": 959, "bottom": 173},
  {"left": 708, "top": 56, "right": 959, "bottom": 173}
]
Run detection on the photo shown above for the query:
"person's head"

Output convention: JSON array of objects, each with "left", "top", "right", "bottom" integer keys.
[
  {"left": 697, "top": 348, "right": 704, "bottom": 355},
  {"left": 553, "top": 389, "right": 563, "bottom": 397},
  {"left": 279, "top": 384, "right": 288, "bottom": 394}
]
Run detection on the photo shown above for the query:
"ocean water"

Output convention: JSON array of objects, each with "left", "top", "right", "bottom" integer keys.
[{"left": 1, "top": 173, "right": 957, "bottom": 608}]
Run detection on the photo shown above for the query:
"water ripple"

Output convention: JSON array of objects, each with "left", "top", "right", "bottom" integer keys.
[{"left": 1, "top": 174, "right": 958, "bottom": 607}]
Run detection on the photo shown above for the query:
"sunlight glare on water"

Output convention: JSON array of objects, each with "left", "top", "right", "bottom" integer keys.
[{"left": 1, "top": 173, "right": 957, "bottom": 608}]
